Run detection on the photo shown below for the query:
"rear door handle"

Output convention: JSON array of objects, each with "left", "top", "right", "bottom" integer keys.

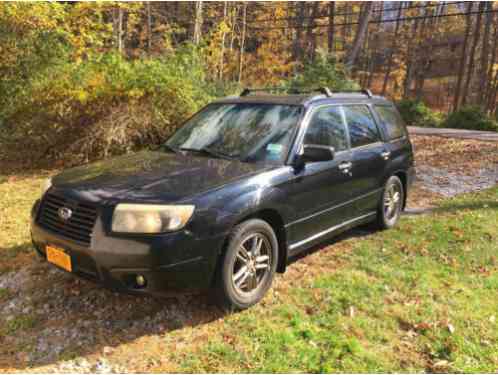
[{"left": 381, "top": 151, "right": 391, "bottom": 160}]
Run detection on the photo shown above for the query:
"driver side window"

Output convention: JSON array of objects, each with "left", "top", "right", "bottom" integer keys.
[{"left": 304, "top": 106, "right": 348, "bottom": 152}]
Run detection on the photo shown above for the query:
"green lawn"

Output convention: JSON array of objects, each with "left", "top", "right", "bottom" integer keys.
[
  {"left": 0, "top": 171, "right": 497, "bottom": 372},
  {"left": 172, "top": 187, "right": 498, "bottom": 373}
]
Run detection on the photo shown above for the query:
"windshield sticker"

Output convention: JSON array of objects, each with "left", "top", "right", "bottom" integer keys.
[{"left": 266, "top": 143, "right": 283, "bottom": 154}]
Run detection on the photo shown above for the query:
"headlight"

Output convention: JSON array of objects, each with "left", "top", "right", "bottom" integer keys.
[
  {"left": 112, "top": 204, "right": 195, "bottom": 233},
  {"left": 41, "top": 178, "right": 52, "bottom": 197}
]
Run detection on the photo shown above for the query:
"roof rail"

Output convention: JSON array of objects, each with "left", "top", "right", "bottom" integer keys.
[
  {"left": 239, "top": 87, "right": 373, "bottom": 98},
  {"left": 240, "top": 87, "right": 333, "bottom": 97},
  {"left": 240, "top": 87, "right": 287, "bottom": 96}
]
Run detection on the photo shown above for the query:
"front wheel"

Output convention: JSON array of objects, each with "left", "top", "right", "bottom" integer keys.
[
  {"left": 214, "top": 219, "right": 278, "bottom": 310},
  {"left": 376, "top": 175, "right": 404, "bottom": 229}
]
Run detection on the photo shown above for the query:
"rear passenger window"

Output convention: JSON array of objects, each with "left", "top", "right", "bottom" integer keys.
[
  {"left": 343, "top": 105, "right": 381, "bottom": 148},
  {"left": 375, "top": 105, "right": 407, "bottom": 140},
  {"left": 304, "top": 106, "right": 348, "bottom": 152}
]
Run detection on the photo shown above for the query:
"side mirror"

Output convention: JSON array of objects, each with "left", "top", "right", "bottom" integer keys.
[
  {"left": 293, "top": 144, "right": 335, "bottom": 170},
  {"left": 301, "top": 144, "right": 335, "bottom": 163}
]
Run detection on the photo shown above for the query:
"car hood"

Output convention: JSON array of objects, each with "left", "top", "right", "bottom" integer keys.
[{"left": 52, "top": 151, "right": 275, "bottom": 203}]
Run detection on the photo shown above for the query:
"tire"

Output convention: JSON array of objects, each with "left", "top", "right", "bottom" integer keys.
[
  {"left": 376, "top": 175, "right": 404, "bottom": 230},
  {"left": 214, "top": 219, "right": 278, "bottom": 310}
]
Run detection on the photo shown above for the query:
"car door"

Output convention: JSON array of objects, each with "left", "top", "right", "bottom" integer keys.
[
  {"left": 286, "top": 105, "right": 355, "bottom": 248},
  {"left": 343, "top": 104, "right": 388, "bottom": 216},
  {"left": 373, "top": 104, "right": 414, "bottom": 173}
]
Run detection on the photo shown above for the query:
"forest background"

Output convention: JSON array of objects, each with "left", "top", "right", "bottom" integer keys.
[{"left": 1, "top": 1, "right": 497, "bottom": 168}]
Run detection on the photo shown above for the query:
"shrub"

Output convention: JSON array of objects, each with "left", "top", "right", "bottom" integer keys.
[
  {"left": 396, "top": 99, "right": 443, "bottom": 127},
  {"left": 283, "top": 50, "right": 359, "bottom": 93},
  {"left": 443, "top": 106, "right": 498, "bottom": 132},
  {"left": 1, "top": 45, "right": 213, "bottom": 166}
]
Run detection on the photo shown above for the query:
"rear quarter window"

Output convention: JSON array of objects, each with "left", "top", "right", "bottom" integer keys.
[{"left": 374, "top": 105, "right": 407, "bottom": 140}]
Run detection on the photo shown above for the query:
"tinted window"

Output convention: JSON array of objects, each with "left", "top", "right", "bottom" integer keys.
[
  {"left": 343, "top": 105, "right": 381, "bottom": 148},
  {"left": 304, "top": 106, "right": 348, "bottom": 152},
  {"left": 375, "top": 105, "right": 407, "bottom": 140}
]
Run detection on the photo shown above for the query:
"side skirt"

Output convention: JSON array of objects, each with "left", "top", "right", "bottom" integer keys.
[{"left": 287, "top": 212, "right": 376, "bottom": 256}]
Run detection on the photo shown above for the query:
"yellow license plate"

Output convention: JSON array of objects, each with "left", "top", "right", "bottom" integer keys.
[{"left": 46, "top": 245, "right": 72, "bottom": 272}]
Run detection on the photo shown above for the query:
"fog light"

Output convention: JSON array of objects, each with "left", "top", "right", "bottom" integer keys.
[{"left": 136, "top": 275, "right": 146, "bottom": 287}]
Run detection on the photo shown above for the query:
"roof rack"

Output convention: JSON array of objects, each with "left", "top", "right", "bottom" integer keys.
[
  {"left": 239, "top": 87, "right": 373, "bottom": 98},
  {"left": 240, "top": 87, "right": 333, "bottom": 97}
]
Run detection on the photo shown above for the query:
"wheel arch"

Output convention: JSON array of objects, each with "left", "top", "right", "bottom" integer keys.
[{"left": 233, "top": 209, "right": 288, "bottom": 274}]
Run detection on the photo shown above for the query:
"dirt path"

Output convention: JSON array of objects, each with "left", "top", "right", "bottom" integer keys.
[{"left": 408, "top": 126, "right": 498, "bottom": 142}]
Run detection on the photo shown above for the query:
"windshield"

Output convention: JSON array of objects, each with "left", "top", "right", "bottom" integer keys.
[{"left": 165, "top": 103, "right": 303, "bottom": 163}]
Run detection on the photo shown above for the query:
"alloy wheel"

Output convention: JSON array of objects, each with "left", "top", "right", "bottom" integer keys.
[{"left": 231, "top": 233, "right": 272, "bottom": 296}]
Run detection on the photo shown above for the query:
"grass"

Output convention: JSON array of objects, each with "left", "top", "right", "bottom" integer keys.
[
  {"left": 170, "top": 187, "right": 498, "bottom": 373},
  {"left": 0, "top": 168, "right": 497, "bottom": 372},
  {"left": 4, "top": 314, "right": 38, "bottom": 335},
  {"left": 0, "top": 172, "right": 51, "bottom": 273}
]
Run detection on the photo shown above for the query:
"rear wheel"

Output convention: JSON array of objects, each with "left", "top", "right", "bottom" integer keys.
[
  {"left": 376, "top": 175, "right": 404, "bottom": 229},
  {"left": 214, "top": 219, "right": 278, "bottom": 310}
]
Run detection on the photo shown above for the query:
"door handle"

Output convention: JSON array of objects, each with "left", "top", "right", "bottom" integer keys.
[
  {"left": 381, "top": 151, "right": 391, "bottom": 160},
  {"left": 338, "top": 161, "right": 352, "bottom": 171}
]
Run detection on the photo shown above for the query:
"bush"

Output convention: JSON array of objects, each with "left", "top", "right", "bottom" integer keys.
[
  {"left": 396, "top": 99, "right": 443, "bottom": 127},
  {"left": 283, "top": 50, "right": 359, "bottom": 93},
  {"left": 443, "top": 106, "right": 498, "bottom": 132},
  {"left": 1, "top": 45, "right": 213, "bottom": 166}
]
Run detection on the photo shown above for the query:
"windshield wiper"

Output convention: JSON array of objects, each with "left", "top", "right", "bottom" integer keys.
[{"left": 179, "top": 147, "right": 239, "bottom": 161}]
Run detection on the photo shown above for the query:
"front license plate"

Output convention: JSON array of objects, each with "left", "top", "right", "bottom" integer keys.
[{"left": 46, "top": 245, "right": 72, "bottom": 272}]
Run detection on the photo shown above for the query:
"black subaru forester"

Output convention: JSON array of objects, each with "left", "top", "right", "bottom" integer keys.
[{"left": 31, "top": 88, "right": 415, "bottom": 310}]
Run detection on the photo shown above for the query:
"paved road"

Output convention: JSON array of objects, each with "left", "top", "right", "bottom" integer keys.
[{"left": 408, "top": 126, "right": 498, "bottom": 142}]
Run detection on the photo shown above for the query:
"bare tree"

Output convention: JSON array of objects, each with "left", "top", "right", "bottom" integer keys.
[
  {"left": 305, "top": 2, "right": 320, "bottom": 61},
  {"left": 219, "top": 1, "right": 228, "bottom": 80},
  {"left": 293, "top": 2, "right": 306, "bottom": 63},
  {"left": 453, "top": 2, "right": 474, "bottom": 111},
  {"left": 345, "top": 2, "right": 374, "bottom": 71},
  {"left": 146, "top": 2, "right": 152, "bottom": 53},
  {"left": 486, "top": 21, "right": 498, "bottom": 112},
  {"left": 193, "top": 1, "right": 203, "bottom": 45},
  {"left": 238, "top": 2, "right": 247, "bottom": 83},
  {"left": 327, "top": 2, "right": 335, "bottom": 54},
  {"left": 478, "top": 1, "right": 494, "bottom": 107},
  {"left": 403, "top": 15, "right": 420, "bottom": 99},
  {"left": 382, "top": 2, "right": 404, "bottom": 96},
  {"left": 462, "top": 2, "right": 484, "bottom": 107}
]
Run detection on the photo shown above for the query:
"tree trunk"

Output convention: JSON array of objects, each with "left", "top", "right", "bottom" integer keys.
[
  {"left": 219, "top": 1, "right": 228, "bottom": 81},
  {"left": 327, "top": 2, "right": 335, "bottom": 54},
  {"left": 193, "top": 1, "right": 203, "bottom": 45},
  {"left": 486, "top": 21, "right": 498, "bottom": 112},
  {"left": 415, "top": 5, "right": 440, "bottom": 102},
  {"left": 305, "top": 2, "right": 319, "bottom": 61},
  {"left": 478, "top": 1, "right": 493, "bottom": 107},
  {"left": 293, "top": 2, "right": 306, "bottom": 63},
  {"left": 238, "top": 2, "right": 247, "bottom": 83},
  {"left": 146, "top": 2, "right": 152, "bottom": 53},
  {"left": 117, "top": 7, "right": 124, "bottom": 54},
  {"left": 403, "top": 16, "right": 420, "bottom": 99},
  {"left": 345, "top": 2, "right": 373, "bottom": 71},
  {"left": 453, "top": 2, "right": 473, "bottom": 111},
  {"left": 462, "top": 1, "right": 485, "bottom": 107},
  {"left": 381, "top": 2, "right": 404, "bottom": 96}
]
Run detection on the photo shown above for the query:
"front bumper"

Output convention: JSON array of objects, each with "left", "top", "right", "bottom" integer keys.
[{"left": 31, "top": 201, "right": 225, "bottom": 296}]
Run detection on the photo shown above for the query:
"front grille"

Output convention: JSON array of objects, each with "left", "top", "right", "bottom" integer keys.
[{"left": 38, "top": 193, "right": 98, "bottom": 246}]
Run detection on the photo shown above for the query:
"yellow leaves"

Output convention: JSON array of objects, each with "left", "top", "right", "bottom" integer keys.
[
  {"left": 128, "top": 88, "right": 145, "bottom": 101},
  {"left": 76, "top": 90, "right": 89, "bottom": 104}
]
